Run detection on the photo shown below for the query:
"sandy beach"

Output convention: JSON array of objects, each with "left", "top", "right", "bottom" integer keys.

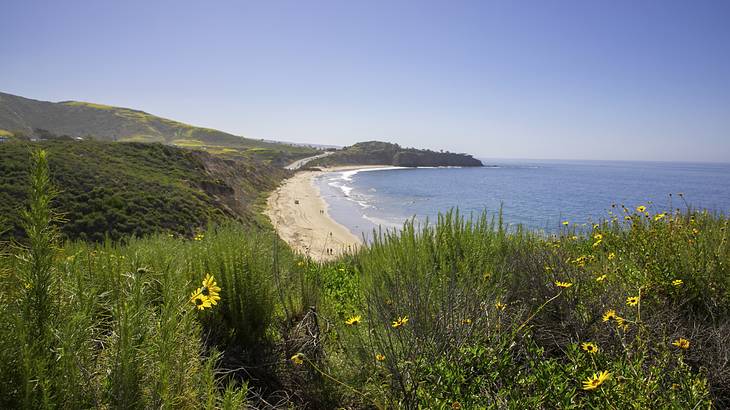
[{"left": 265, "top": 166, "right": 386, "bottom": 261}]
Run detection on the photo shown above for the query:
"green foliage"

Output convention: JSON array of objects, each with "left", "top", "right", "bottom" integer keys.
[
  {"left": 0, "top": 140, "right": 286, "bottom": 243},
  {"left": 308, "top": 208, "right": 725, "bottom": 408},
  {"left": 0, "top": 152, "right": 726, "bottom": 408}
]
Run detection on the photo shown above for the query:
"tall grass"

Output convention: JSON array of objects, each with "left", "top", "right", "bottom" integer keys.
[
  {"left": 1, "top": 150, "right": 727, "bottom": 408},
  {"left": 312, "top": 208, "right": 727, "bottom": 408}
]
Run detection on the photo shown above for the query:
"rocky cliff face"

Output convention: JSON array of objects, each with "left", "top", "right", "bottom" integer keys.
[{"left": 314, "top": 141, "right": 483, "bottom": 167}]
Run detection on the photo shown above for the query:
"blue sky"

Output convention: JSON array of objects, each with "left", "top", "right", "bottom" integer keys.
[{"left": 2, "top": 0, "right": 729, "bottom": 161}]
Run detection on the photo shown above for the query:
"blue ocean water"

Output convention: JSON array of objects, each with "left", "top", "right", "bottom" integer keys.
[{"left": 315, "top": 160, "right": 730, "bottom": 240}]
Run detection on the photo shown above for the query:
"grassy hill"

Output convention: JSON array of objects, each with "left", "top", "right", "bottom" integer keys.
[
  {"left": 312, "top": 140, "right": 483, "bottom": 167},
  {"left": 0, "top": 140, "right": 287, "bottom": 242},
  {"left": 0, "top": 91, "right": 319, "bottom": 165}
]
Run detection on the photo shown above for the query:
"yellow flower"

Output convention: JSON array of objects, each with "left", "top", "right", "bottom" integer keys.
[
  {"left": 672, "top": 279, "right": 683, "bottom": 287},
  {"left": 593, "top": 233, "right": 603, "bottom": 241},
  {"left": 582, "top": 370, "right": 611, "bottom": 391},
  {"left": 562, "top": 221, "right": 570, "bottom": 226},
  {"left": 624, "top": 215, "right": 632, "bottom": 221},
  {"left": 596, "top": 274, "right": 607, "bottom": 282},
  {"left": 201, "top": 274, "right": 222, "bottom": 305},
  {"left": 391, "top": 316, "right": 409, "bottom": 329},
  {"left": 592, "top": 239, "right": 602, "bottom": 248},
  {"left": 581, "top": 342, "right": 599, "bottom": 354},
  {"left": 672, "top": 337, "right": 690, "bottom": 349},
  {"left": 555, "top": 281, "right": 573, "bottom": 289},
  {"left": 190, "top": 289, "right": 212, "bottom": 310},
  {"left": 291, "top": 353, "right": 304, "bottom": 366},
  {"left": 194, "top": 233, "right": 205, "bottom": 241},
  {"left": 615, "top": 316, "right": 630, "bottom": 331},
  {"left": 626, "top": 296, "right": 640, "bottom": 306},
  {"left": 602, "top": 309, "right": 617, "bottom": 322},
  {"left": 495, "top": 302, "right": 507, "bottom": 311},
  {"left": 654, "top": 213, "right": 667, "bottom": 221},
  {"left": 345, "top": 315, "right": 362, "bottom": 326},
  {"left": 375, "top": 353, "right": 385, "bottom": 362},
  {"left": 571, "top": 235, "right": 578, "bottom": 241},
  {"left": 461, "top": 318, "right": 472, "bottom": 325},
  {"left": 608, "top": 252, "right": 616, "bottom": 260},
  {"left": 636, "top": 205, "right": 647, "bottom": 213}
]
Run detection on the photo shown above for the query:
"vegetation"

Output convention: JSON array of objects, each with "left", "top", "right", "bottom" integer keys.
[
  {"left": 1, "top": 149, "right": 727, "bottom": 408},
  {"left": 0, "top": 140, "right": 287, "bottom": 242},
  {"left": 0, "top": 91, "right": 320, "bottom": 166},
  {"left": 312, "top": 140, "right": 483, "bottom": 167}
]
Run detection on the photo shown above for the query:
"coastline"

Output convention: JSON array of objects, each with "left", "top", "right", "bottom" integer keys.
[{"left": 265, "top": 165, "right": 389, "bottom": 261}]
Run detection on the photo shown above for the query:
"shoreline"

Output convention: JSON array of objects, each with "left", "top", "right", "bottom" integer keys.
[{"left": 265, "top": 165, "right": 389, "bottom": 261}]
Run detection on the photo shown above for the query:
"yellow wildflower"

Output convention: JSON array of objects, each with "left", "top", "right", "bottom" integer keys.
[
  {"left": 672, "top": 279, "right": 683, "bottom": 287},
  {"left": 608, "top": 252, "right": 616, "bottom": 260},
  {"left": 392, "top": 316, "right": 409, "bottom": 329},
  {"left": 615, "top": 316, "right": 630, "bottom": 331},
  {"left": 593, "top": 233, "right": 603, "bottom": 241},
  {"left": 562, "top": 221, "right": 570, "bottom": 226},
  {"left": 672, "top": 338, "right": 690, "bottom": 349},
  {"left": 654, "top": 213, "right": 667, "bottom": 221},
  {"left": 291, "top": 353, "right": 304, "bottom": 366},
  {"left": 602, "top": 309, "right": 617, "bottom": 322},
  {"left": 201, "top": 274, "right": 221, "bottom": 305},
  {"left": 345, "top": 315, "right": 362, "bottom": 326},
  {"left": 495, "top": 302, "right": 507, "bottom": 311},
  {"left": 596, "top": 274, "right": 607, "bottom": 282},
  {"left": 190, "top": 289, "right": 211, "bottom": 310},
  {"left": 555, "top": 281, "right": 573, "bottom": 289},
  {"left": 375, "top": 353, "right": 385, "bottom": 362},
  {"left": 582, "top": 370, "right": 611, "bottom": 391},
  {"left": 581, "top": 342, "right": 599, "bottom": 354},
  {"left": 636, "top": 205, "right": 647, "bottom": 213},
  {"left": 461, "top": 318, "right": 472, "bottom": 325},
  {"left": 626, "top": 296, "right": 640, "bottom": 306}
]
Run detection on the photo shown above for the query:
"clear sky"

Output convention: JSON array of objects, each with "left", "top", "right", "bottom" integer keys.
[{"left": 2, "top": 0, "right": 729, "bottom": 162}]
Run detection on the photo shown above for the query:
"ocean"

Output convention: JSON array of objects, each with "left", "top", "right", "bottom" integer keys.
[{"left": 315, "top": 159, "right": 730, "bottom": 240}]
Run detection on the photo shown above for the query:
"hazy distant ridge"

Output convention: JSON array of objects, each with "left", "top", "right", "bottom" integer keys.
[{"left": 0, "top": 91, "right": 260, "bottom": 146}]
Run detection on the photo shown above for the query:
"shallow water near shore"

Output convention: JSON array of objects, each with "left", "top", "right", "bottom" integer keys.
[{"left": 315, "top": 159, "right": 730, "bottom": 241}]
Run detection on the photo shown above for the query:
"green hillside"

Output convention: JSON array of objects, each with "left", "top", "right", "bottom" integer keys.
[
  {"left": 0, "top": 140, "right": 287, "bottom": 242},
  {"left": 0, "top": 91, "right": 319, "bottom": 165}
]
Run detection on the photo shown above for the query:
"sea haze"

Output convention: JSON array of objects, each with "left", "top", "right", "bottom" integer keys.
[{"left": 315, "top": 159, "right": 730, "bottom": 240}]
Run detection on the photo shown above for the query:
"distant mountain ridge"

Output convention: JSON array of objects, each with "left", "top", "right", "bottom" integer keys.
[{"left": 0, "top": 91, "right": 268, "bottom": 147}]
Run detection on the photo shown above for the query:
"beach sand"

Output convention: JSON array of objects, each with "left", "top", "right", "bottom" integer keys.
[{"left": 265, "top": 166, "right": 386, "bottom": 261}]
